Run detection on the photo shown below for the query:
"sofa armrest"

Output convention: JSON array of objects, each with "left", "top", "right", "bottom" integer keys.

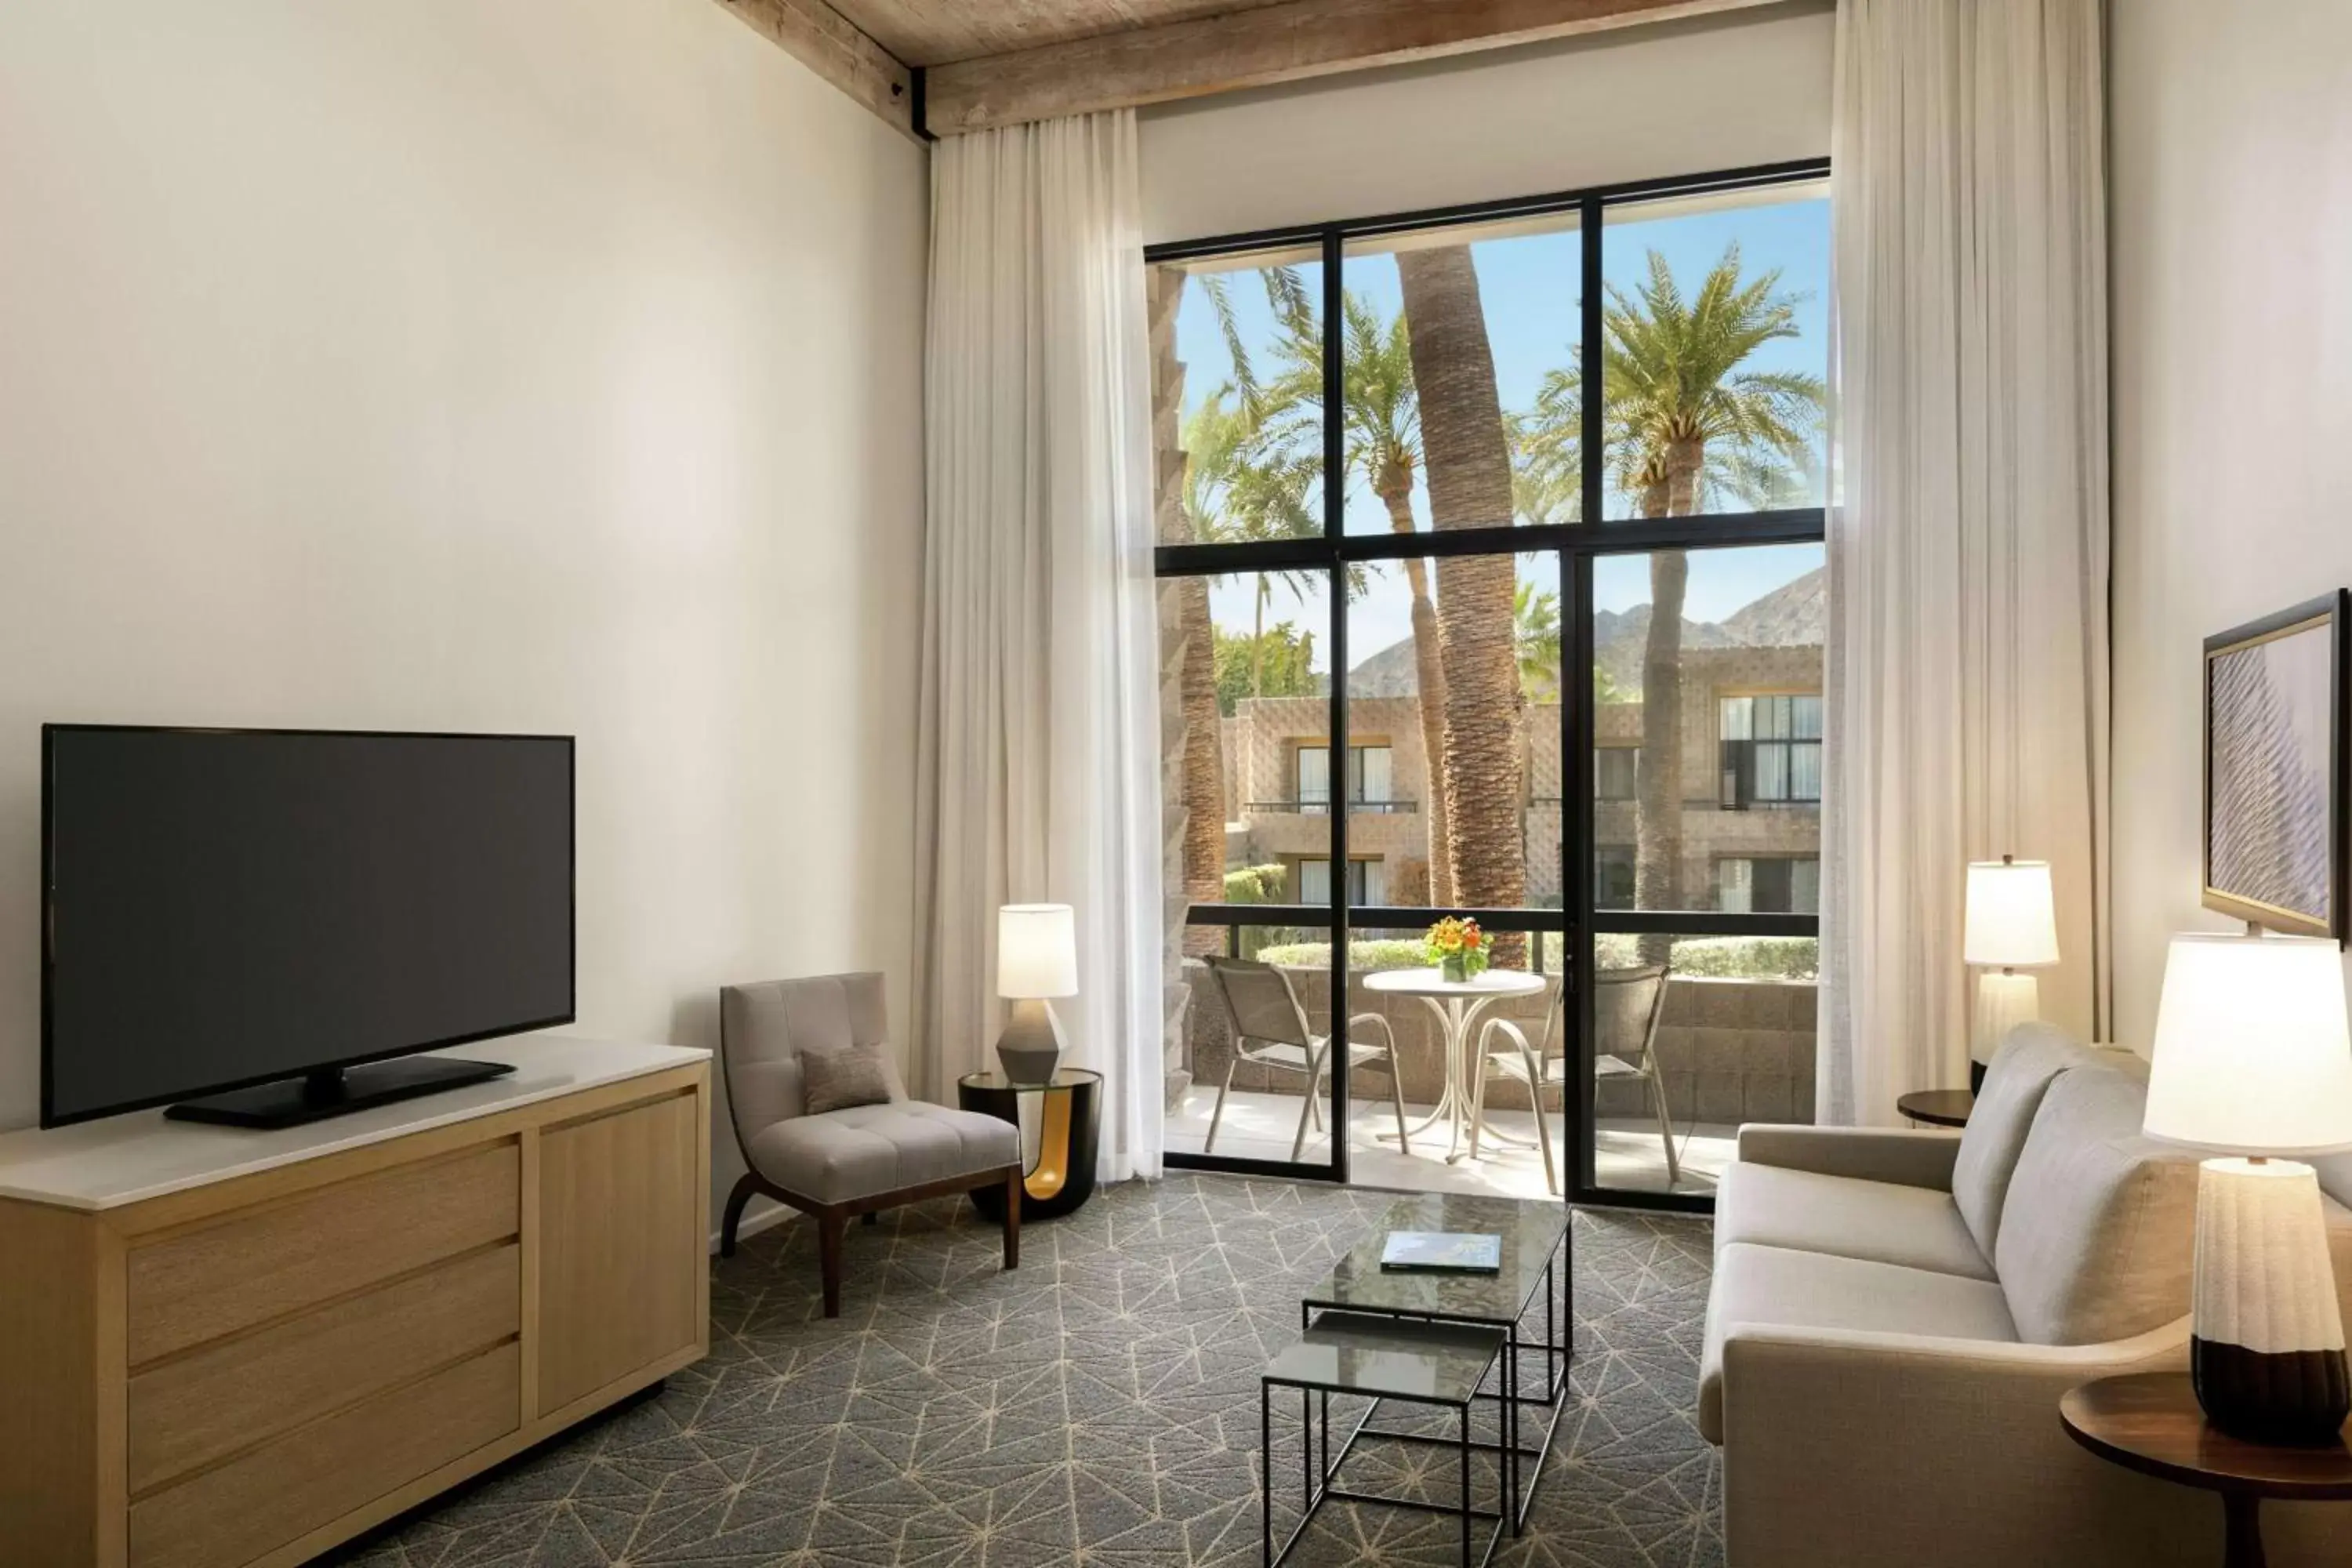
[
  {"left": 1734, "top": 1123, "right": 1964, "bottom": 1191},
  {"left": 1720, "top": 1320, "right": 2206, "bottom": 1568}
]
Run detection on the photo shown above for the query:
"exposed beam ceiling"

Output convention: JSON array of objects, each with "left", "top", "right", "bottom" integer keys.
[
  {"left": 713, "top": 0, "right": 1798, "bottom": 141},
  {"left": 920, "top": 0, "right": 1796, "bottom": 136},
  {"left": 711, "top": 0, "right": 916, "bottom": 139}
]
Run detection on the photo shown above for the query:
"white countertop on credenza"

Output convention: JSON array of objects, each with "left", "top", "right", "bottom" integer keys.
[{"left": 0, "top": 1036, "right": 710, "bottom": 1210}]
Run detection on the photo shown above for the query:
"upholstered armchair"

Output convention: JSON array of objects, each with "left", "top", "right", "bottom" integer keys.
[{"left": 717, "top": 972, "right": 1022, "bottom": 1317}]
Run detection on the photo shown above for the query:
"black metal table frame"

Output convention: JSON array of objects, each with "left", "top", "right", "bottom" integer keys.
[
  {"left": 1261, "top": 1338, "right": 1516, "bottom": 1568},
  {"left": 1298, "top": 1236, "right": 1571, "bottom": 1532}
]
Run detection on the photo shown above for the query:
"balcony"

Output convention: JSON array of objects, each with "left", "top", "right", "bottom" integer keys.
[{"left": 1243, "top": 798, "right": 1419, "bottom": 816}]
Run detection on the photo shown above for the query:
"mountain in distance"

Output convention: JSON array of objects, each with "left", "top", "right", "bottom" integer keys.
[{"left": 1344, "top": 565, "right": 1825, "bottom": 699}]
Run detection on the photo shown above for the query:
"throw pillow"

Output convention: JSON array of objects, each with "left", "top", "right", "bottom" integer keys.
[{"left": 800, "top": 1043, "right": 896, "bottom": 1116}]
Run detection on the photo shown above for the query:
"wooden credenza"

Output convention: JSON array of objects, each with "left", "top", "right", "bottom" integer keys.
[{"left": 0, "top": 1038, "right": 710, "bottom": 1568}]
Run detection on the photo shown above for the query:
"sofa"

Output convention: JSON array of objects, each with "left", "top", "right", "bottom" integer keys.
[{"left": 1704, "top": 1022, "right": 2352, "bottom": 1567}]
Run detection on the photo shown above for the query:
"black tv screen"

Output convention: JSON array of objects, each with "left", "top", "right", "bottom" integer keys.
[{"left": 42, "top": 726, "right": 575, "bottom": 1127}]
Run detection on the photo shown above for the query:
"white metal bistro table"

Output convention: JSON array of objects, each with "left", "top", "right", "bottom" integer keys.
[{"left": 1363, "top": 968, "right": 1548, "bottom": 1162}]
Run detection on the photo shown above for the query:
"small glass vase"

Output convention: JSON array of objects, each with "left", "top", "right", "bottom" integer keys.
[{"left": 1440, "top": 953, "right": 1468, "bottom": 984}]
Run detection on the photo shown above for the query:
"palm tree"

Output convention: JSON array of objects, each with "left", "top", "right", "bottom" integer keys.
[
  {"left": 1513, "top": 582, "right": 1562, "bottom": 701},
  {"left": 1203, "top": 272, "right": 1459, "bottom": 901},
  {"left": 1521, "top": 244, "right": 1822, "bottom": 950},
  {"left": 1396, "top": 245, "right": 1527, "bottom": 960},
  {"left": 1181, "top": 389, "right": 1320, "bottom": 698}
]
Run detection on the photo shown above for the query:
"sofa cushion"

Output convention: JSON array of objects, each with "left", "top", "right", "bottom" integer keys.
[
  {"left": 1993, "top": 1062, "right": 2201, "bottom": 1345},
  {"left": 748, "top": 1102, "right": 1018, "bottom": 1204},
  {"left": 1951, "top": 1022, "right": 2101, "bottom": 1259},
  {"left": 1699, "top": 1242, "right": 2018, "bottom": 1443},
  {"left": 1716, "top": 1161, "right": 1994, "bottom": 1280}
]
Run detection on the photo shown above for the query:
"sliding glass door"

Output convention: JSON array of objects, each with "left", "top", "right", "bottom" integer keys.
[{"left": 1149, "top": 165, "right": 1829, "bottom": 1210}]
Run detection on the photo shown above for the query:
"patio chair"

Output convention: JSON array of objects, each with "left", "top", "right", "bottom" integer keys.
[
  {"left": 1470, "top": 964, "right": 1678, "bottom": 1194},
  {"left": 1202, "top": 956, "right": 1410, "bottom": 1162}
]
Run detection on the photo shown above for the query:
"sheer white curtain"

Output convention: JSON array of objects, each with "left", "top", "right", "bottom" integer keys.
[
  {"left": 1820, "top": 0, "right": 2110, "bottom": 1123},
  {"left": 913, "top": 111, "right": 1164, "bottom": 1180}
]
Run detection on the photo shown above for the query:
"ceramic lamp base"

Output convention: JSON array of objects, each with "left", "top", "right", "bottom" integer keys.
[
  {"left": 996, "top": 997, "right": 1067, "bottom": 1086},
  {"left": 1969, "top": 969, "right": 2042, "bottom": 1070},
  {"left": 2189, "top": 1157, "right": 2352, "bottom": 1445}
]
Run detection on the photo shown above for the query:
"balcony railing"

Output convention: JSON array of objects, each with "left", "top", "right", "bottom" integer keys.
[{"left": 1243, "top": 798, "right": 1420, "bottom": 816}]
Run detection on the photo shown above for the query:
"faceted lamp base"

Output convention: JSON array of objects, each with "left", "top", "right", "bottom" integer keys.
[
  {"left": 996, "top": 997, "right": 1068, "bottom": 1085},
  {"left": 2189, "top": 1158, "right": 2352, "bottom": 1445}
]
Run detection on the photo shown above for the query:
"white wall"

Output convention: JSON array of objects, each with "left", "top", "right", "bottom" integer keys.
[
  {"left": 1138, "top": 1, "right": 1834, "bottom": 244},
  {"left": 2109, "top": 0, "right": 2352, "bottom": 1045},
  {"left": 0, "top": 0, "right": 929, "bottom": 1221}
]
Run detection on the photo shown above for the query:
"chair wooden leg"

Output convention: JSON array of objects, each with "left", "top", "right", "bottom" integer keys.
[
  {"left": 1205, "top": 1056, "right": 1240, "bottom": 1152},
  {"left": 1000, "top": 1169, "right": 1021, "bottom": 1271},
  {"left": 720, "top": 1173, "right": 760, "bottom": 1259},
  {"left": 817, "top": 1210, "right": 847, "bottom": 1319},
  {"left": 1650, "top": 1069, "right": 1681, "bottom": 1185}
]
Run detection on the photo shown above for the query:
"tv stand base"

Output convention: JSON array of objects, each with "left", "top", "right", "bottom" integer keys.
[{"left": 165, "top": 1055, "right": 515, "bottom": 1129}]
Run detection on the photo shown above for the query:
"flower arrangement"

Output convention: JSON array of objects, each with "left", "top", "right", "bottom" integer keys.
[{"left": 1424, "top": 916, "right": 1490, "bottom": 983}]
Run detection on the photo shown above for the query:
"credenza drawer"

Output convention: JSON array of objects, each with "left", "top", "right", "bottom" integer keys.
[
  {"left": 126, "top": 1142, "right": 521, "bottom": 1365},
  {"left": 128, "top": 1341, "right": 521, "bottom": 1568},
  {"left": 128, "top": 1242, "right": 521, "bottom": 1494}
]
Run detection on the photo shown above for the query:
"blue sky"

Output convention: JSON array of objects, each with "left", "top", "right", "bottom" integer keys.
[{"left": 1182, "top": 191, "right": 1829, "bottom": 670}]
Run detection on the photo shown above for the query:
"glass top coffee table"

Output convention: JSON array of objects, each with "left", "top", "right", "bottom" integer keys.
[{"left": 1298, "top": 1191, "right": 1573, "bottom": 1533}]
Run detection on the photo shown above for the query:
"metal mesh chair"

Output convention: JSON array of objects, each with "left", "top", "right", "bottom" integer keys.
[
  {"left": 1202, "top": 956, "right": 1410, "bottom": 1162},
  {"left": 1472, "top": 964, "right": 1678, "bottom": 1193}
]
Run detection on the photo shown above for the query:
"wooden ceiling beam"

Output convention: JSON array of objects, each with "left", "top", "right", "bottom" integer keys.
[
  {"left": 922, "top": 0, "right": 1791, "bottom": 136},
  {"left": 711, "top": 0, "right": 919, "bottom": 140}
]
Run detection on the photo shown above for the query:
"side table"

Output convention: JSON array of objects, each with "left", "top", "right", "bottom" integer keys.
[
  {"left": 2060, "top": 1372, "right": 2352, "bottom": 1567},
  {"left": 958, "top": 1068, "right": 1102, "bottom": 1220},
  {"left": 1896, "top": 1088, "right": 1975, "bottom": 1128}
]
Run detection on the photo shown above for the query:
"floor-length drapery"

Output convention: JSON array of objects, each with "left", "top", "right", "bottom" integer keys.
[
  {"left": 913, "top": 111, "right": 1163, "bottom": 1180},
  {"left": 1820, "top": 0, "right": 2111, "bottom": 1123}
]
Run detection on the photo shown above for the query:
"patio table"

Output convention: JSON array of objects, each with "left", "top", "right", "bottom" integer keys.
[{"left": 1362, "top": 967, "right": 1548, "bottom": 1162}]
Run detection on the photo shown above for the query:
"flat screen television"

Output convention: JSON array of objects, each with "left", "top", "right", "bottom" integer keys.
[{"left": 42, "top": 725, "right": 575, "bottom": 1129}]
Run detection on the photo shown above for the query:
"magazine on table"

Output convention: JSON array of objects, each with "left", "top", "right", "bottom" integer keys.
[{"left": 1379, "top": 1232, "right": 1504, "bottom": 1274}]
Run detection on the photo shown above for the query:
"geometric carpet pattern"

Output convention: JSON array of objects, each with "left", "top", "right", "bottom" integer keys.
[{"left": 325, "top": 1174, "right": 1719, "bottom": 1568}]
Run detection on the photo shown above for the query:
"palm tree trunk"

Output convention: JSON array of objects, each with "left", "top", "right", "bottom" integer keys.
[
  {"left": 1251, "top": 574, "right": 1267, "bottom": 699},
  {"left": 1374, "top": 477, "right": 1454, "bottom": 906},
  {"left": 1178, "top": 575, "right": 1228, "bottom": 956},
  {"left": 1632, "top": 437, "right": 1704, "bottom": 964},
  {"left": 1396, "top": 245, "right": 1527, "bottom": 966}
]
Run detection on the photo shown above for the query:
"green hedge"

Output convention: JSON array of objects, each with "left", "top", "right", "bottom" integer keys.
[
  {"left": 1243, "top": 932, "right": 1817, "bottom": 982},
  {"left": 1223, "top": 863, "right": 1288, "bottom": 905}
]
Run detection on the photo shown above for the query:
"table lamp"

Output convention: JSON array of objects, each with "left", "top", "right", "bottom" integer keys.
[
  {"left": 996, "top": 903, "right": 1077, "bottom": 1085},
  {"left": 1964, "top": 857, "right": 2060, "bottom": 1091},
  {"left": 2143, "top": 931, "right": 2352, "bottom": 1443}
]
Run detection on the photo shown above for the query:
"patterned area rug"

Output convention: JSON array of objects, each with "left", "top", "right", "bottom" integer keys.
[{"left": 329, "top": 1174, "right": 1719, "bottom": 1567}]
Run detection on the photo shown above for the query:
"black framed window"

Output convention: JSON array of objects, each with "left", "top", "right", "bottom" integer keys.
[{"left": 1149, "top": 158, "right": 1829, "bottom": 1206}]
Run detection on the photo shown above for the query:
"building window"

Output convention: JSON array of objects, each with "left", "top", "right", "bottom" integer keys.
[
  {"left": 1719, "top": 695, "right": 1822, "bottom": 808},
  {"left": 1295, "top": 744, "right": 1396, "bottom": 813},
  {"left": 1595, "top": 746, "right": 1639, "bottom": 801},
  {"left": 1719, "top": 855, "right": 1820, "bottom": 914},
  {"left": 1595, "top": 844, "right": 1636, "bottom": 909},
  {"left": 1298, "top": 856, "right": 1383, "bottom": 906}
]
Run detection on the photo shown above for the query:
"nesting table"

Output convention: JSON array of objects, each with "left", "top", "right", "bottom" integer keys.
[{"left": 1265, "top": 1191, "right": 1572, "bottom": 1563}]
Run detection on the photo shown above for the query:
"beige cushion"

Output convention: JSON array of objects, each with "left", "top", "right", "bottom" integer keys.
[
  {"left": 1952, "top": 1022, "right": 2103, "bottom": 1258},
  {"left": 800, "top": 1042, "right": 895, "bottom": 1116},
  {"left": 747, "top": 1102, "right": 1018, "bottom": 1205},
  {"left": 1993, "top": 1063, "right": 2201, "bottom": 1345},
  {"left": 1699, "top": 1242, "right": 2017, "bottom": 1442},
  {"left": 1715, "top": 1161, "right": 1993, "bottom": 1281}
]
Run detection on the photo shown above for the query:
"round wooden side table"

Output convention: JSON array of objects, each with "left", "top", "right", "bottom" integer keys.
[
  {"left": 1895, "top": 1088, "right": 1974, "bottom": 1128},
  {"left": 2060, "top": 1372, "right": 2352, "bottom": 1567},
  {"left": 958, "top": 1068, "right": 1102, "bottom": 1221}
]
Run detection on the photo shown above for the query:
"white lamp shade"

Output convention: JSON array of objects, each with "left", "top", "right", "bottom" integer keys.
[
  {"left": 997, "top": 903, "right": 1078, "bottom": 999},
  {"left": 1963, "top": 859, "right": 2060, "bottom": 967},
  {"left": 2143, "top": 932, "right": 2352, "bottom": 1156}
]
